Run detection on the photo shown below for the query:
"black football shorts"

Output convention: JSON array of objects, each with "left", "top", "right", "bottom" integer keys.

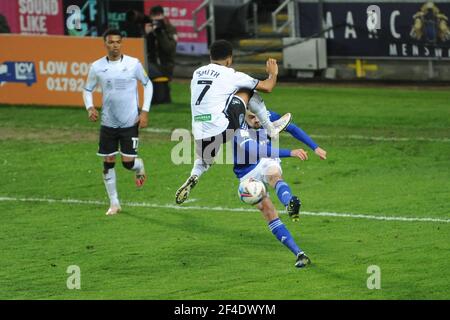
[
  {"left": 195, "top": 95, "right": 247, "bottom": 165},
  {"left": 97, "top": 125, "right": 139, "bottom": 157},
  {"left": 224, "top": 95, "right": 246, "bottom": 131}
]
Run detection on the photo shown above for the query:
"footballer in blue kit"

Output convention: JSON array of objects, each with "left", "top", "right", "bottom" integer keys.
[{"left": 233, "top": 90, "right": 327, "bottom": 268}]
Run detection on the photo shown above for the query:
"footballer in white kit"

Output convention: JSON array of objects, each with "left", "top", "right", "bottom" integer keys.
[
  {"left": 175, "top": 40, "right": 292, "bottom": 204},
  {"left": 190, "top": 63, "right": 258, "bottom": 141},
  {"left": 83, "top": 29, "right": 153, "bottom": 216}
]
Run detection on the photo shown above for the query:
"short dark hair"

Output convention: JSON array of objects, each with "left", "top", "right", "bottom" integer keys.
[
  {"left": 150, "top": 5, "right": 164, "bottom": 16},
  {"left": 210, "top": 40, "right": 233, "bottom": 60},
  {"left": 103, "top": 29, "right": 122, "bottom": 41}
]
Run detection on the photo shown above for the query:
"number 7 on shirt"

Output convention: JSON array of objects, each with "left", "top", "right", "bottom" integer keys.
[{"left": 195, "top": 80, "right": 213, "bottom": 105}]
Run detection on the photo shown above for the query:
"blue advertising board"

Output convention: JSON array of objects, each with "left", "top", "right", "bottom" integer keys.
[
  {"left": 297, "top": 1, "right": 450, "bottom": 59},
  {"left": 0, "top": 61, "right": 37, "bottom": 87}
]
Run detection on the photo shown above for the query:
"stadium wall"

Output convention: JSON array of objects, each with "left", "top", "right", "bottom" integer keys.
[{"left": 0, "top": 35, "right": 146, "bottom": 107}]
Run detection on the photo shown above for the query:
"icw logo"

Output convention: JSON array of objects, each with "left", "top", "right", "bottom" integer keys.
[{"left": 0, "top": 61, "right": 37, "bottom": 86}]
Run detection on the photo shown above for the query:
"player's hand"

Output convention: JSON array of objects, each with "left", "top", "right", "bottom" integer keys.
[
  {"left": 138, "top": 111, "right": 149, "bottom": 129},
  {"left": 87, "top": 107, "right": 98, "bottom": 122},
  {"left": 265, "top": 58, "right": 278, "bottom": 76},
  {"left": 291, "top": 149, "right": 308, "bottom": 161},
  {"left": 314, "top": 147, "right": 327, "bottom": 160}
]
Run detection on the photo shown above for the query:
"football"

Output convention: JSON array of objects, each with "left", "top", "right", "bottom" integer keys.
[{"left": 238, "top": 178, "right": 267, "bottom": 205}]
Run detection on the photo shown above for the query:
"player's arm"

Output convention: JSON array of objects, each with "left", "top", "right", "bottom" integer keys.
[
  {"left": 270, "top": 110, "right": 327, "bottom": 160},
  {"left": 240, "top": 138, "right": 307, "bottom": 160},
  {"left": 135, "top": 62, "right": 154, "bottom": 128},
  {"left": 83, "top": 65, "right": 98, "bottom": 122},
  {"left": 255, "top": 58, "right": 278, "bottom": 93},
  {"left": 138, "top": 80, "right": 153, "bottom": 129}
]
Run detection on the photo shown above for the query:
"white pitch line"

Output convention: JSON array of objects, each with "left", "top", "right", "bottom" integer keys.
[
  {"left": 1, "top": 196, "right": 449, "bottom": 224},
  {"left": 140, "top": 128, "right": 450, "bottom": 143},
  {"left": 141, "top": 128, "right": 172, "bottom": 134}
]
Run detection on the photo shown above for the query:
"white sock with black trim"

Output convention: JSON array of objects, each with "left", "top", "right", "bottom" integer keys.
[{"left": 103, "top": 168, "right": 119, "bottom": 206}]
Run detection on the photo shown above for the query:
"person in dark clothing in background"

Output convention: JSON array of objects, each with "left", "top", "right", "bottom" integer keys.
[
  {"left": 123, "top": 6, "right": 177, "bottom": 104},
  {"left": 145, "top": 5, "right": 177, "bottom": 78}
]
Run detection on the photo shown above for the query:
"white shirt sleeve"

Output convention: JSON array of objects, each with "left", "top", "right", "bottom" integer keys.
[
  {"left": 233, "top": 71, "right": 259, "bottom": 91},
  {"left": 84, "top": 65, "right": 97, "bottom": 91},
  {"left": 135, "top": 62, "right": 153, "bottom": 112},
  {"left": 142, "top": 80, "right": 153, "bottom": 112},
  {"left": 135, "top": 62, "right": 150, "bottom": 86},
  {"left": 83, "top": 65, "right": 97, "bottom": 110}
]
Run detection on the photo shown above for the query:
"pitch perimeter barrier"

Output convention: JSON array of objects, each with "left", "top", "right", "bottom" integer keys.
[{"left": 0, "top": 34, "right": 146, "bottom": 107}]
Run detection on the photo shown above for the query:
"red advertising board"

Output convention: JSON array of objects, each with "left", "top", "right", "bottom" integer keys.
[
  {"left": 0, "top": 0, "right": 64, "bottom": 35},
  {"left": 144, "top": 0, "right": 208, "bottom": 55}
]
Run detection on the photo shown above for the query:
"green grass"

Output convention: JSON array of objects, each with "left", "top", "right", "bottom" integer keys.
[{"left": 0, "top": 82, "right": 449, "bottom": 299}]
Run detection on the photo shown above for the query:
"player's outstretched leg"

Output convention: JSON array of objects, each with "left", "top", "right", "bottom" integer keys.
[
  {"left": 175, "top": 139, "right": 214, "bottom": 204},
  {"left": 257, "top": 196, "right": 310, "bottom": 268},
  {"left": 122, "top": 158, "right": 147, "bottom": 188},
  {"left": 247, "top": 91, "right": 292, "bottom": 138},
  {"left": 273, "top": 179, "right": 301, "bottom": 221},
  {"left": 103, "top": 160, "right": 121, "bottom": 216},
  {"left": 175, "top": 147, "right": 212, "bottom": 204},
  {"left": 268, "top": 113, "right": 292, "bottom": 137},
  {"left": 266, "top": 168, "right": 301, "bottom": 222}
]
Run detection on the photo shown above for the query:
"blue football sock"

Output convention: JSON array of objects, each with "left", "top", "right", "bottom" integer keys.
[
  {"left": 275, "top": 180, "right": 293, "bottom": 207},
  {"left": 268, "top": 218, "right": 303, "bottom": 256}
]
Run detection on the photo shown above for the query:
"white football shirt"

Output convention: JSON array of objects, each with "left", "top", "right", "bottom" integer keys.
[
  {"left": 191, "top": 63, "right": 259, "bottom": 140},
  {"left": 84, "top": 55, "right": 150, "bottom": 128}
]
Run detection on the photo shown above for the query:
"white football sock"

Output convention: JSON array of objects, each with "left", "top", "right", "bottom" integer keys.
[
  {"left": 190, "top": 159, "right": 210, "bottom": 178},
  {"left": 103, "top": 168, "right": 119, "bottom": 206},
  {"left": 132, "top": 158, "right": 144, "bottom": 172},
  {"left": 248, "top": 92, "right": 273, "bottom": 129}
]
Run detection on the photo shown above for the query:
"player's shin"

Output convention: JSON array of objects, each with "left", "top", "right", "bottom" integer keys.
[
  {"left": 275, "top": 180, "right": 293, "bottom": 206},
  {"left": 268, "top": 218, "right": 303, "bottom": 256},
  {"left": 103, "top": 163, "right": 119, "bottom": 206}
]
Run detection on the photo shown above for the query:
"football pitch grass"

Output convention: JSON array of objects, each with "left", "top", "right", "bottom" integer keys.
[{"left": 0, "top": 82, "right": 449, "bottom": 299}]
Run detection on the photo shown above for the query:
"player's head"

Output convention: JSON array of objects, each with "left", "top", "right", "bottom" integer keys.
[
  {"left": 245, "top": 110, "right": 261, "bottom": 129},
  {"left": 210, "top": 40, "right": 233, "bottom": 66},
  {"left": 103, "top": 29, "right": 122, "bottom": 59}
]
